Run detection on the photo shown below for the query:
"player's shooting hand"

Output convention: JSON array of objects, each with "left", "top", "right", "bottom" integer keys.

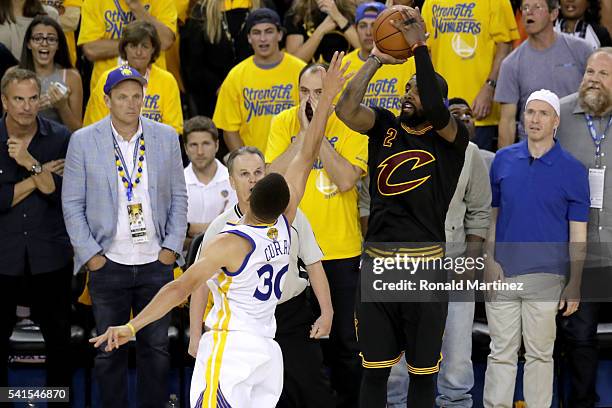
[
  {"left": 320, "top": 51, "right": 353, "bottom": 99},
  {"left": 371, "top": 45, "right": 407, "bottom": 65},
  {"left": 389, "top": 7, "right": 427, "bottom": 48},
  {"left": 559, "top": 282, "right": 581, "bottom": 316},
  {"left": 90, "top": 325, "right": 134, "bottom": 352},
  {"left": 310, "top": 312, "right": 333, "bottom": 339}
]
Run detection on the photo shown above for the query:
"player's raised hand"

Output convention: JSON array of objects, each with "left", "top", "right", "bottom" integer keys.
[
  {"left": 90, "top": 324, "right": 134, "bottom": 352},
  {"left": 320, "top": 51, "right": 353, "bottom": 99},
  {"left": 389, "top": 7, "right": 427, "bottom": 48},
  {"left": 371, "top": 45, "right": 407, "bottom": 65}
]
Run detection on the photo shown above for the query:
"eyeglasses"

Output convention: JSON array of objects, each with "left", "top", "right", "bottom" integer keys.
[
  {"left": 30, "top": 35, "right": 59, "bottom": 45},
  {"left": 520, "top": 3, "right": 549, "bottom": 13}
]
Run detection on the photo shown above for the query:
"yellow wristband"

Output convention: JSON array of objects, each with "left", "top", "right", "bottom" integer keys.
[{"left": 126, "top": 322, "right": 137, "bottom": 337}]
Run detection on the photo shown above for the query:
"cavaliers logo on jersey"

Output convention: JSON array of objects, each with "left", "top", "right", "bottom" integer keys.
[
  {"left": 377, "top": 150, "right": 436, "bottom": 196},
  {"left": 267, "top": 227, "right": 279, "bottom": 241}
]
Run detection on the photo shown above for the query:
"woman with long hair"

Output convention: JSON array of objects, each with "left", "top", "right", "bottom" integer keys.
[
  {"left": 284, "top": 0, "right": 359, "bottom": 63},
  {"left": 556, "top": 0, "right": 611, "bottom": 48},
  {"left": 19, "top": 14, "right": 82, "bottom": 131},
  {"left": 180, "top": 0, "right": 275, "bottom": 117},
  {"left": 0, "top": 0, "right": 58, "bottom": 59}
]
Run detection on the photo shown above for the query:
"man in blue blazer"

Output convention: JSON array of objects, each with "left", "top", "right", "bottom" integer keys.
[{"left": 62, "top": 66, "right": 187, "bottom": 408}]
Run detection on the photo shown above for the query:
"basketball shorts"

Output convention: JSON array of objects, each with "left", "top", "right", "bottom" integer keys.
[
  {"left": 355, "top": 294, "right": 447, "bottom": 375},
  {"left": 190, "top": 330, "right": 283, "bottom": 408}
]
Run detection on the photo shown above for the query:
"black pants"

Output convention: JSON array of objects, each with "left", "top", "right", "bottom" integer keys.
[
  {"left": 88, "top": 259, "right": 173, "bottom": 408},
  {"left": 275, "top": 290, "right": 335, "bottom": 408},
  {"left": 319, "top": 257, "right": 362, "bottom": 408},
  {"left": 558, "top": 302, "right": 600, "bottom": 408},
  {"left": 0, "top": 262, "right": 73, "bottom": 403}
]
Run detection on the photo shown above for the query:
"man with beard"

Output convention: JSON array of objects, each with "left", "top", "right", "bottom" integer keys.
[
  {"left": 335, "top": 7, "right": 468, "bottom": 408},
  {"left": 556, "top": 47, "right": 612, "bottom": 408}
]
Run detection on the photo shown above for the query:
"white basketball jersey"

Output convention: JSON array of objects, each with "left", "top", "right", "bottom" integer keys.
[{"left": 204, "top": 215, "right": 292, "bottom": 338}]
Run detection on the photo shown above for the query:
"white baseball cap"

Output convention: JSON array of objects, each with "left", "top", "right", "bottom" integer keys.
[{"left": 525, "top": 89, "right": 560, "bottom": 117}]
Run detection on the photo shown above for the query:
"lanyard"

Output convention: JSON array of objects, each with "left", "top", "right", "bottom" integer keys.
[
  {"left": 585, "top": 114, "right": 612, "bottom": 158},
  {"left": 113, "top": 132, "right": 144, "bottom": 202}
]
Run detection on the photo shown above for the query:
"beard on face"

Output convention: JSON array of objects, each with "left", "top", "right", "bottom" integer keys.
[
  {"left": 399, "top": 107, "right": 426, "bottom": 127},
  {"left": 579, "top": 84, "right": 611, "bottom": 115}
]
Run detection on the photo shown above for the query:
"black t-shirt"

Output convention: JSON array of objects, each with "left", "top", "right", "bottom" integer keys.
[
  {"left": 284, "top": 10, "right": 351, "bottom": 63},
  {"left": 365, "top": 108, "right": 468, "bottom": 244}
]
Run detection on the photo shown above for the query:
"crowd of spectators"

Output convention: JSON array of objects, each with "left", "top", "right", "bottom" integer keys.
[{"left": 0, "top": 0, "right": 611, "bottom": 407}]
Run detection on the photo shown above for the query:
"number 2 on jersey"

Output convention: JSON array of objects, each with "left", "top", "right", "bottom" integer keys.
[{"left": 253, "top": 264, "right": 289, "bottom": 301}]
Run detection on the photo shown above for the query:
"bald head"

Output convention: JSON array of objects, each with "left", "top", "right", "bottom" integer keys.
[{"left": 579, "top": 47, "right": 612, "bottom": 116}]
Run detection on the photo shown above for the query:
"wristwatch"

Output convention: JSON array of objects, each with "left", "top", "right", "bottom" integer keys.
[
  {"left": 30, "top": 161, "right": 42, "bottom": 175},
  {"left": 485, "top": 79, "right": 497, "bottom": 89}
]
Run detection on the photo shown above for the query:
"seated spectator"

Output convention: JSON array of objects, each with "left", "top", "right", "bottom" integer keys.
[
  {"left": 84, "top": 20, "right": 183, "bottom": 134},
  {"left": 19, "top": 15, "right": 82, "bottom": 131},
  {"left": 78, "top": 0, "right": 177, "bottom": 92},
  {"left": 40, "top": 0, "right": 82, "bottom": 66},
  {"left": 180, "top": 0, "right": 275, "bottom": 117},
  {"left": 0, "top": 0, "right": 58, "bottom": 59},
  {"left": 556, "top": 0, "right": 612, "bottom": 49},
  {"left": 284, "top": 0, "right": 359, "bottom": 63},
  {"left": 183, "top": 116, "right": 237, "bottom": 251}
]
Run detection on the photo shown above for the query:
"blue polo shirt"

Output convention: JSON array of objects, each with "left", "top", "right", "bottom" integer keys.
[{"left": 491, "top": 140, "right": 590, "bottom": 276}]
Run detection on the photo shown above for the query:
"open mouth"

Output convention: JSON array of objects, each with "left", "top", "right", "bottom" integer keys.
[
  {"left": 525, "top": 17, "right": 535, "bottom": 25},
  {"left": 402, "top": 101, "right": 415, "bottom": 112},
  {"left": 259, "top": 44, "right": 270, "bottom": 51}
]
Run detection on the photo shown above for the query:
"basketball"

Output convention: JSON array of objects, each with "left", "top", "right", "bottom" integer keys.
[{"left": 372, "top": 6, "right": 422, "bottom": 60}]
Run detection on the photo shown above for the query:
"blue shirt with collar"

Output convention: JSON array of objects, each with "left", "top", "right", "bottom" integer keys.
[
  {"left": 491, "top": 139, "right": 590, "bottom": 276},
  {"left": 0, "top": 116, "right": 73, "bottom": 276}
]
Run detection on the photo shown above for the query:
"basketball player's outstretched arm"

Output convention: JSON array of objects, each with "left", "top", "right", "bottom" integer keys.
[
  {"left": 282, "top": 51, "right": 352, "bottom": 224},
  {"left": 89, "top": 234, "right": 251, "bottom": 352},
  {"left": 389, "top": 8, "right": 465, "bottom": 145},
  {"left": 335, "top": 47, "right": 405, "bottom": 133}
]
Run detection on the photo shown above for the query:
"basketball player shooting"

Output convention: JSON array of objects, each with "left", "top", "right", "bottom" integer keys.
[
  {"left": 336, "top": 7, "right": 469, "bottom": 408},
  {"left": 90, "top": 51, "right": 352, "bottom": 407}
]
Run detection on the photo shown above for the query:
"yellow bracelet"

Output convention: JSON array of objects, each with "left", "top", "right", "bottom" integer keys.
[{"left": 126, "top": 322, "right": 137, "bottom": 337}]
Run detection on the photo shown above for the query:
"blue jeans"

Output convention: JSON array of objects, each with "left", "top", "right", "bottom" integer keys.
[
  {"left": 88, "top": 258, "right": 173, "bottom": 408},
  {"left": 387, "top": 302, "right": 475, "bottom": 408}
]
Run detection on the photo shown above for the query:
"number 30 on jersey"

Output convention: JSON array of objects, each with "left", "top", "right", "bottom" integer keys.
[{"left": 253, "top": 264, "right": 289, "bottom": 301}]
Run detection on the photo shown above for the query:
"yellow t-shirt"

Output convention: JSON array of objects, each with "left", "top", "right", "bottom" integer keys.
[
  {"left": 265, "top": 107, "right": 368, "bottom": 260},
  {"left": 78, "top": 0, "right": 177, "bottom": 91},
  {"left": 344, "top": 49, "right": 416, "bottom": 117},
  {"left": 83, "top": 64, "right": 184, "bottom": 134},
  {"left": 63, "top": 0, "right": 82, "bottom": 67},
  {"left": 422, "top": 0, "right": 519, "bottom": 126},
  {"left": 213, "top": 53, "right": 306, "bottom": 153}
]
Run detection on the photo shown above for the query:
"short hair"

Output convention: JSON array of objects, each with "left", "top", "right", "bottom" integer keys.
[
  {"left": 183, "top": 116, "right": 219, "bottom": 143},
  {"left": 1, "top": 67, "right": 40, "bottom": 96},
  {"left": 227, "top": 146, "right": 265, "bottom": 174},
  {"left": 298, "top": 63, "right": 328, "bottom": 83},
  {"left": 521, "top": 0, "right": 559, "bottom": 11},
  {"left": 249, "top": 172, "right": 290, "bottom": 222},
  {"left": 448, "top": 97, "right": 470, "bottom": 108},
  {"left": 118, "top": 21, "right": 161, "bottom": 65}
]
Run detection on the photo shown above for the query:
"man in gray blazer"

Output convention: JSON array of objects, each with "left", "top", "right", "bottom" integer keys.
[{"left": 62, "top": 66, "right": 187, "bottom": 408}]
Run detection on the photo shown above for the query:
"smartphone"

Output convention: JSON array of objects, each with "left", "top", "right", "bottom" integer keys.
[
  {"left": 305, "top": 101, "right": 313, "bottom": 121},
  {"left": 52, "top": 81, "right": 68, "bottom": 96}
]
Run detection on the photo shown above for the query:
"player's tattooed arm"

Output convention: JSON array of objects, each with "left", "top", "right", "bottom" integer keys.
[
  {"left": 90, "top": 234, "right": 249, "bottom": 352},
  {"left": 335, "top": 58, "right": 378, "bottom": 134}
]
